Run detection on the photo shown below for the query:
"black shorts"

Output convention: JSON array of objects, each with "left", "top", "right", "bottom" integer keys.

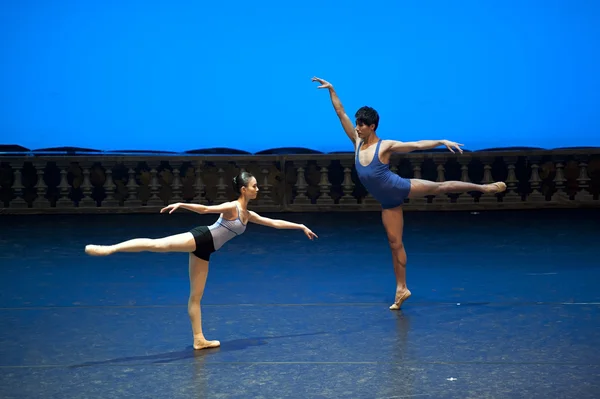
[{"left": 189, "top": 226, "right": 215, "bottom": 261}]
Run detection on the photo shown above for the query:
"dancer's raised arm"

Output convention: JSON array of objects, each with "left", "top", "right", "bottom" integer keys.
[{"left": 312, "top": 77, "right": 358, "bottom": 146}]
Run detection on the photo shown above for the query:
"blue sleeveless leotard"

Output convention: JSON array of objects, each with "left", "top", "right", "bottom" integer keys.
[{"left": 355, "top": 139, "right": 412, "bottom": 209}]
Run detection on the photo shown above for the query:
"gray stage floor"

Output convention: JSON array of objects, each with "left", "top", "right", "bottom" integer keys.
[{"left": 1, "top": 209, "right": 599, "bottom": 398}]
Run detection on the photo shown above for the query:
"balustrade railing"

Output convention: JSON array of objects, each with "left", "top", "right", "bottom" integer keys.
[{"left": 1, "top": 147, "right": 598, "bottom": 214}]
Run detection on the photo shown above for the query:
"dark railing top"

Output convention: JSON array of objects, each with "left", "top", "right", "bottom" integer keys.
[{"left": 1, "top": 143, "right": 599, "bottom": 158}]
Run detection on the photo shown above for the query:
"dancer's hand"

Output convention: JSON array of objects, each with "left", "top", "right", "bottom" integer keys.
[
  {"left": 312, "top": 77, "right": 332, "bottom": 90},
  {"left": 303, "top": 226, "right": 318, "bottom": 240},
  {"left": 161, "top": 203, "right": 182, "bottom": 214},
  {"left": 442, "top": 140, "right": 464, "bottom": 154}
]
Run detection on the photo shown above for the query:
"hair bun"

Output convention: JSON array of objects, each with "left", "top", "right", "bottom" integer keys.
[{"left": 232, "top": 171, "right": 254, "bottom": 195}]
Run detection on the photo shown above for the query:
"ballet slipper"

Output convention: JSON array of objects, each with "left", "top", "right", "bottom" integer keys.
[
  {"left": 390, "top": 289, "right": 411, "bottom": 310},
  {"left": 85, "top": 245, "right": 113, "bottom": 256},
  {"left": 194, "top": 338, "right": 220, "bottom": 350}
]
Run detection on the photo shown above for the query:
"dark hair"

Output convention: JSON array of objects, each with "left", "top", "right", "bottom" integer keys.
[
  {"left": 355, "top": 106, "right": 379, "bottom": 131},
  {"left": 233, "top": 171, "right": 254, "bottom": 194}
]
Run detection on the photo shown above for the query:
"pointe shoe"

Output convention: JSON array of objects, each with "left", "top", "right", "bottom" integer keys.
[{"left": 390, "top": 289, "right": 411, "bottom": 310}]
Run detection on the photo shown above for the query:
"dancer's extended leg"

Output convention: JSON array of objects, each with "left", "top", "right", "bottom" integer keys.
[
  {"left": 85, "top": 232, "right": 196, "bottom": 256},
  {"left": 188, "top": 254, "right": 220, "bottom": 350},
  {"left": 381, "top": 206, "right": 411, "bottom": 310},
  {"left": 408, "top": 179, "right": 506, "bottom": 197}
]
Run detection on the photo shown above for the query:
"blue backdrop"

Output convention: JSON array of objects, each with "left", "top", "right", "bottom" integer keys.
[{"left": 1, "top": 0, "right": 599, "bottom": 153}]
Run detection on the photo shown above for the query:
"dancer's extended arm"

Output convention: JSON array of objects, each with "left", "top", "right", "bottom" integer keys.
[
  {"left": 249, "top": 211, "right": 318, "bottom": 240},
  {"left": 312, "top": 77, "right": 357, "bottom": 145},
  {"left": 382, "top": 139, "right": 464, "bottom": 154},
  {"left": 160, "top": 202, "right": 236, "bottom": 215}
]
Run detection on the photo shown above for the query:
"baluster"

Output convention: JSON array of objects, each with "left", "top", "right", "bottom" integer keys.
[
  {"left": 551, "top": 161, "right": 569, "bottom": 203},
  {"left": 146, "top": 162, "right": 163, "bottom": 206},
  {"left": 503, "top": 157, "right": 521, "bottom": 203},
  {"left": 33, "top": 162, "right": 50, "bottom": 208},
  {"left": 124, "top": 163, "right": 142, "bottom": 207},
  {"left": 293, "top": 162, "right": 310, "bottom": 205},
  {"left": 55, "top": 163, "right": 72, "bottom": 208},
  {"left": 316, "top": 161, "right": 333, "bottom": 205},
  {"left": 79, "top": 163, "right": 96, "bottom": 208},
  {"left": 574, "top": 157, "right": 593, "bottom": 202},
  {"left": 339, "top": 160, "right": 356, "bottom": 205},
  {"left": 435, "top": 162, "right": 446, "bottom": 182},
  {"left": 527, "top": 158, "right": 545, "bottom": 203},
  {"left": 101, "top": 161, "right": 119, "bottom": 207},
  {"left": 258, "top": 162, "right": 275, "bottom": 206},
  {"left": 170, "top": 162, "right": 183, "bottom": 203},
  {"left": 192, "top": 161, "right": 207, "bottom": 205},
  {"left": 9, "top": 162, "right": 27, "bottom": 208},
  {"left": 214, "top": 167, "right": 228, "bottom": 204}
]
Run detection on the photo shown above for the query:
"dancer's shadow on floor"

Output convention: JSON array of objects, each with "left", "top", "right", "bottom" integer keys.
[{"left": 69, "top": 331, "right": 326, "bottom": 369}]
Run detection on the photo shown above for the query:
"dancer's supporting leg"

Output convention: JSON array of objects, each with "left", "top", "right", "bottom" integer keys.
[
  {"left": 188, "top": 254, "right": 220, "bottom": 350},
  {"left": 85, "top": 232, "right": 197, "bottom": 256},
  {"left": 409, "top": 179, "right": 506, "bottom": 197},
  {"left": 382, "top": 206, "right": 411, "bottom": 310}
]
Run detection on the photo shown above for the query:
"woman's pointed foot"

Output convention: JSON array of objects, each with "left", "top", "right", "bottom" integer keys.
[
  {"left": 484, "top": 182, "right": 506, "bottom": 194},
  {"left": 85, "top": 245, "right": 113, "bottom": 256}
]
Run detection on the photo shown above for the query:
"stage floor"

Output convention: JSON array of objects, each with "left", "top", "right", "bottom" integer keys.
[{"left": 1, "top": 209, "right": 599, "bottom": 398}]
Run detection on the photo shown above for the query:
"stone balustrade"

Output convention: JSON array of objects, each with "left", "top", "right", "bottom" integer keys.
[{"left": 0, "top": 147, "right": 598, "bottom": 214}]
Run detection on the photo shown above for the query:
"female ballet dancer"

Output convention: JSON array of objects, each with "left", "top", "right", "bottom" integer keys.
[
  {"left": 311, "top": 76, "right": 506, "bottom": 310},
  {"left": 85, "top": 171, "right": 318, "bottom": 350}
]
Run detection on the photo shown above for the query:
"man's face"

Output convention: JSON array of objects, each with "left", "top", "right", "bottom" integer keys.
[{"left": 355, "top": 121, "right": 375, "bottom": 139}]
